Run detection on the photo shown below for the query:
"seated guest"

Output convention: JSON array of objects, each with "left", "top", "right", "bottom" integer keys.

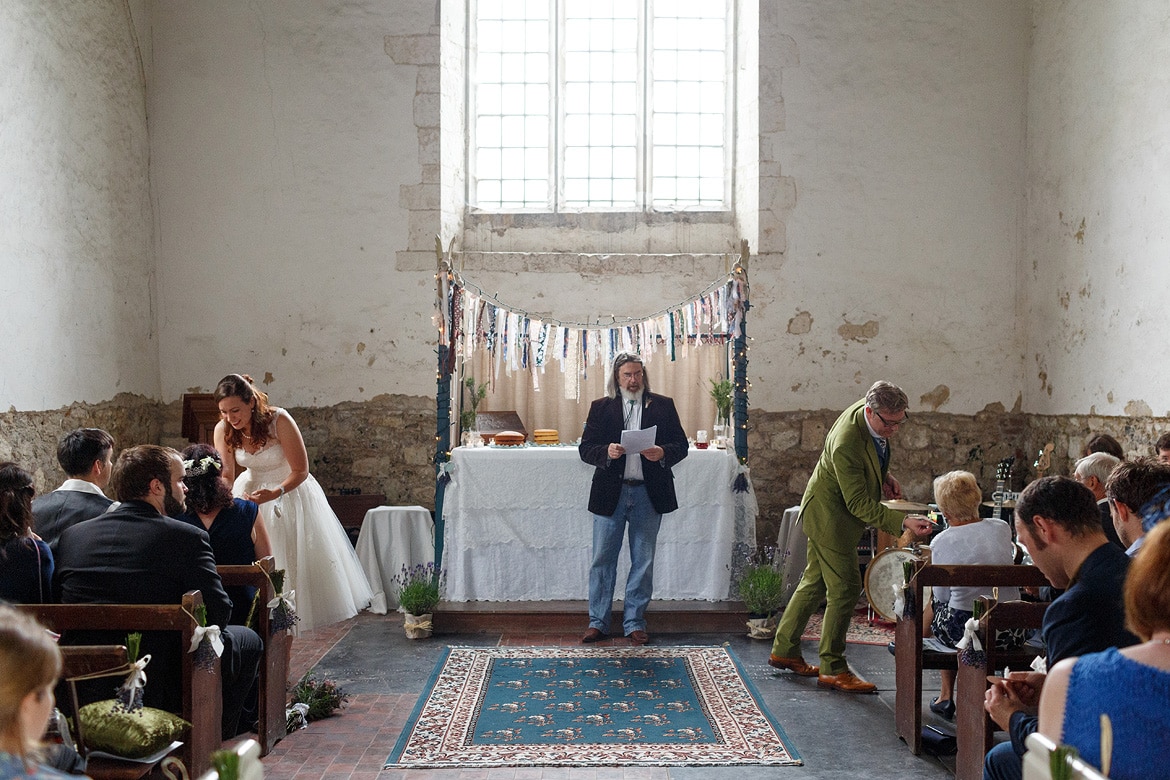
[
  {"left": 176, "top": 444, "right": 272, "bottom": 627},
  {"left": 1155, "top": 432, "right": 1170, "bottom": 465},
  {"left": 983, "top": 476, "right": 1139, "bottom": 780},
  {"left": 1037, "top": 520, "right": 1170, "bottom": 779},
  {"left": 1104, "top": 458, "right": 1170, "bottom": 557},
  {"left": 0, "top": 605, "right": 73, "bottom": 779},
  {"left": 1072, "top": 452, "right": 1124, "bottom": 548},
  {"left": 32, "top": 428, "right": 115, "bottom": 555},
  {"left": 1082, "top": 432, "right": 1124, "bottom": 460},
  {"left": 54, "top": 445, "right": 262, "bottom": 740},
  {"left": 923, "top": 471, "right": 1022, "bottom": 719},
  {"left": 0, "top": 463, "right": 53, "bottom": 605}
]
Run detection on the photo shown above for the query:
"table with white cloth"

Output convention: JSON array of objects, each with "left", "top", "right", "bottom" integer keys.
[
  {"left": 441, "top": 445, "right": 754, "bottom": 602},
  {"left": 355, "top": 505, "right": 435, "bottom": 613}
]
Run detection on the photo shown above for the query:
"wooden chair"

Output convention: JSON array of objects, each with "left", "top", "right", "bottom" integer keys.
[
  {"left": 21, "top": 591, "right": 222, "bottom": 777},
  {"left": 894, "top": 563, "right": 1050, "bottom": 756},
  {"left": 954, "top": 596, "right": 1050, "bottom": 780},
  {"left": 326, "top": 493, "right": 387, "bottom": 545},
  {"left": 1023, "top": 733, "right": 1109, "bottom": 780},
  {"left": 218, "top": 557, "right": 291, "bottom": 755}
]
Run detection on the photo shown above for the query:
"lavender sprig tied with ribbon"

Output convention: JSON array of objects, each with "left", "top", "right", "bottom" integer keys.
[
  {"left": 113, "top": 632, "right": 149, "bottom": 713},
  {"left": 269, "top": 568, "right": 300, "bottom": 634},
  {"left": 188, "top": 603, "right": 224, "bottom": 674}
]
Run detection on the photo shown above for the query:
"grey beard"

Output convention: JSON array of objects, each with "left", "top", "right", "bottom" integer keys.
[{"left": 620, "top": 389, "right": 643, "bottom": 404}]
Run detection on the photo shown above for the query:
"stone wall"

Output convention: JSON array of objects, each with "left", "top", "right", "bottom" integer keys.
[{"left": 7, "top": 394, "right": 1167, "bottom": 545}]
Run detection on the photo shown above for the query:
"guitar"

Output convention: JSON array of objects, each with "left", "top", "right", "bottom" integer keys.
[{"left": 992, "top": 457, "right": 1015, "bottom": 521}]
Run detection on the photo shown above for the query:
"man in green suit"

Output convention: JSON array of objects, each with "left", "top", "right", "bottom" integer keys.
[{"left": 769, "top": 381, "right": 932, "bottom": 692}]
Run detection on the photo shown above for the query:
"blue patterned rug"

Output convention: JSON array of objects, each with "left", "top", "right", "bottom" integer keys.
[{"left": 385, "top": 645, "right": 801, "bottom": 768}]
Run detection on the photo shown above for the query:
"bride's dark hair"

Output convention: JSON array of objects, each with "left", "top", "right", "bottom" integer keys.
[
  {"left": 214, "top": 374, "right": 275, "bottom": 451},
  {"left": 181, "top": 444, "right": 234, "bottom": 515}
]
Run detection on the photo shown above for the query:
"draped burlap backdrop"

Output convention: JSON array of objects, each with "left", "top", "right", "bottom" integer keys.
[{"left": 461, "top": 342, "right": 729, "bottom": 443}]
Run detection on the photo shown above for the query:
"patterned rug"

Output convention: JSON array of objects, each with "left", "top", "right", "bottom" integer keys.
[
  {"left": 800, "top": 608, "right": 896, "bottom": 646},
  {"left": 386, "top": 646, "right": 802, "bottom": 768}
]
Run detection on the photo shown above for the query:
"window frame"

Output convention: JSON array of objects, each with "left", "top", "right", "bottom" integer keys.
[{"left": 466, "top": 0, "right": 736, "bottom": 216}]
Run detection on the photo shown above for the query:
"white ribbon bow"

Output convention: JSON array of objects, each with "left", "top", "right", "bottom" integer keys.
[
  {"left": 268, "top": 589, "right": 296, "bottom": 612},
  {"left": 955, "top": 617, "right": 983, "bottom": 652},
  {"left": 124, "top": 654, "right": 152, "bottom": 691},
  {"left": 188, "top": 624, "right": 225, "bottom": 657},
  {"left": 892, "top": 583, "right": 905, "bottom": 619}
]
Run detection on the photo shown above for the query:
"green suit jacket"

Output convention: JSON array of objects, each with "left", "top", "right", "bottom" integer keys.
[{"left": 799, "top": 398, "right": 908, "bottom": 555}]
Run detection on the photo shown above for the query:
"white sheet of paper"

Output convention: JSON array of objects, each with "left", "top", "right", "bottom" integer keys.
[{"left": 620, "top": 425, "right": 657, "bottom": 454}]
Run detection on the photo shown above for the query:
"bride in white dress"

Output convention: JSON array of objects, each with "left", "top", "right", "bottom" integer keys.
[{"left": 213, "top": 374, "right": 371, "bottom": 631}]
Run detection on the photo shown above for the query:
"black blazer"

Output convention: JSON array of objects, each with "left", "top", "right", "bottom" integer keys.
[
  {"left": 53, "top": 499, "right": 234, "bottom": 714},
  {"left": 32, "top": 489, "right": 113, "bottom": 555},
  {"left": 579, "top": 392, "right": 689, "bottom": 517}
]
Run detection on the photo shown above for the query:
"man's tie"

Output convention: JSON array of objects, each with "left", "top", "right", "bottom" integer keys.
[
  {"left": 877, "top": 438, "right": 888, "bottom": 458},
  {"left": 624, "top": 400, "right": 637, "bottom": 429}
]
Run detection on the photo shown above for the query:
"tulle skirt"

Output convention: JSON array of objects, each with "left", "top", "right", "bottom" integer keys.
[{"left": 234, "top": 471, "right": 372, "bottom": 632}]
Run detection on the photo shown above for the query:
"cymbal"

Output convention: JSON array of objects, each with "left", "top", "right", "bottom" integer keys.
[
  {"left": 982, "top": 500, "right": 1017, "bottom": 509},
  {"left": 881, "top": 499, "right": 930, "bottom": 512}
]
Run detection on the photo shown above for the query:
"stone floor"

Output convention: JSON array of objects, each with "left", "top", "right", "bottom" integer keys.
[{"left": 249, "top": 611, "right": 965, "bottom": 779}]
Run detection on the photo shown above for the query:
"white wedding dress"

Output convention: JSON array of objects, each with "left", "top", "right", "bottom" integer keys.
[{"left": 233, "top": 410, "right": 372, "bottom": 631}]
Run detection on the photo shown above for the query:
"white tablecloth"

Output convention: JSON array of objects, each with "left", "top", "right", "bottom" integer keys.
[
  {"left": 355, "top": 505, "right": 435, "bottom": 613},
  {"left": 441, "top": 445, "right": 754, "bottom": 601}
]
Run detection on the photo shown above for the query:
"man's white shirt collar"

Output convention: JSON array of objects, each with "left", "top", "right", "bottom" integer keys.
[{"left": 56, "top": 479, "right": 108, "bottom": 497}]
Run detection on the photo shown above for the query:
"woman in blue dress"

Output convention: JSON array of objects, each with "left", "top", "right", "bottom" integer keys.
[
  {"left": 0, "top": 463, "right": 52, "bottom": 605},
  {"left": 176, "top": 444, "right": 272, "bottom": 627}
]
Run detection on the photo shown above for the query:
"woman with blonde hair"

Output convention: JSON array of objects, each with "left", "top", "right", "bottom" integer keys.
[
  {"left": 0, "top": 606, "right": 75, "bottom": 779},
  {"left": 924, "top": 470, "right": 1021, "bottom": 718}
]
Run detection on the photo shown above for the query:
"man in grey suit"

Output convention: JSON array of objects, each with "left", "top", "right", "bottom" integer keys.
[{"left": 32, "top": 428, "right": 115, "bottom": 553}]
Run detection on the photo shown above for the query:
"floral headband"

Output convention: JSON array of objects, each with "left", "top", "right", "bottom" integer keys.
[{"left": 182, "top": 456, "right": 221, "bottom": 478}]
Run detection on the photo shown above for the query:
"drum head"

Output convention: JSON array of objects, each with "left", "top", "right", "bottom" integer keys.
[{"left": 864, "top": 548, "right": 921, "bottom": 622}]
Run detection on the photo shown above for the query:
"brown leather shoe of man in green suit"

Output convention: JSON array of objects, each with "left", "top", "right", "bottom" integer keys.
[
  {"left": 767, "top": 654, "right": 819, "bottom": 676},
  {"left": 816, "top": 670, "right": 877, "bottom": 693}
]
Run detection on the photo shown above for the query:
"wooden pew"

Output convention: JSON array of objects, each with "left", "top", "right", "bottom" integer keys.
[
  {"left": 21, "top": 591, "right": 222, "bottom": 777},
  {"left": 894, "top": 563, "right": 1050, "bottom": 755},
  {"left": 217, "top": 557, "right": 290, "bottom": 755},
  {"left": 954, "top": 596, "right": 1050, "bottom": 780}
]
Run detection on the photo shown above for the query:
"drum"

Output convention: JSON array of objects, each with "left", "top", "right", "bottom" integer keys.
[{"left": 864, "top": 547, "right": 925, "bottom": 622}]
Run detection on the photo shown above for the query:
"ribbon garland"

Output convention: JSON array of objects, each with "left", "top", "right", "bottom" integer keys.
[{"left": 438, "top": 253, "right": 750, "bottom": 399}]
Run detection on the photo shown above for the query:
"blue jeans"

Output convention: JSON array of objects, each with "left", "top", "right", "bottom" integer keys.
[
  {"left": 984, "top": 741, "right": 1023, "bottom": 780},
  {"left": 588, "top": 483, "right": 662, "bottom": 635}
]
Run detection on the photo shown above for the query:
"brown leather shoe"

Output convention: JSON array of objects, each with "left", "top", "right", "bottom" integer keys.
[
  {"left": 767, "top": 655, "right": 820, "bottom": 676},
  {"left": 581, "top": 628, "right": 608, "bottom": 643},
  {"left": 626, "top": 630, "right": 650, "bottom": 645},
  {"left": 817, "top": 671, "right": 877, "bottom": 693}
]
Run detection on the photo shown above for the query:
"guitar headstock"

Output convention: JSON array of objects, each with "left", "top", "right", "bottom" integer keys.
[{"left": 995, "top": 457, "right": 1015, "bottom": 482}]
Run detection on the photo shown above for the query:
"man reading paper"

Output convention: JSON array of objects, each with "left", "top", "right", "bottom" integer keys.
[{"left": 578, "top": 353, "right": 689, "bottom": 646}]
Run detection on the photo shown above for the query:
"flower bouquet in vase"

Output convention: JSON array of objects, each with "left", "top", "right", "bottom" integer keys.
[
  {"left": 394, "top": 562, "right": 445, "bottom": 639},
  {"left": 734, "top": 546, "right": 785, "bottom": 638},
  {"left": 708, "top": 377, "right": 733, "bottom": 448}
]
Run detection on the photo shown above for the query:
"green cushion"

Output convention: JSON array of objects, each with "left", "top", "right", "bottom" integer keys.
[{"left": 77, "top": 701, "right": 190, "bottom": 759}]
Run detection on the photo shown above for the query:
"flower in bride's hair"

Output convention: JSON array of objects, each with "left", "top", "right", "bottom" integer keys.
[{"left": 183, "top": 456, "right": 221, "bottom": 478}]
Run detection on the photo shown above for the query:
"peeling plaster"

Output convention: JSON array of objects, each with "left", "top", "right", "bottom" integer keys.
[
  {"left": 787, "top": 310, "right": 813, "bottom": 335},
  {"left": 920, "top": 385, "right": 950, "bottom": 411},
  {"left": 263, "top": 372, "right": 274, "bottom": 385},
  {"left": 356, "top": 342, "right": 366, "bottom": 354},
  {"left": 1125, "top": 400, "right": 1153, "bottom": 417},
  {"left": 1058, "top": 290, "right": 1070, "bottom": 309},
  {"left": 1107, "top": 391, "right": 1114, "bottom": 404},
  {"left": 981, "top": 401, "right": 1006, "bottom": 414},
  {"left": 838, "top": 319, "right": 878, "bottom": 343}
]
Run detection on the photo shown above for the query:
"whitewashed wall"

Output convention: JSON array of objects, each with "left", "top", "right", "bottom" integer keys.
[
  {"left": 1025, "top": 0, "right": 1170, "bottom": 417},
  {"left": 150, "top": 0, "right": 438, "bottom": 406},
  {"left": 758, "top": 0, "right": 1031, "bottom": 415},
  {"left": 0, "top": 1, "right": 156, "bottom": 410}
]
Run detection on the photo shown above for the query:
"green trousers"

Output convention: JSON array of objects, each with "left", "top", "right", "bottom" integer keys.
[{"left": 770, "top": 538, "right": 861, "bottom": 676}]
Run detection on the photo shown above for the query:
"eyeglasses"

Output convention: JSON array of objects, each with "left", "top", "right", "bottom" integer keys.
[{"left": 872, "top": 408, "right": 909, "bottom": 428}]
